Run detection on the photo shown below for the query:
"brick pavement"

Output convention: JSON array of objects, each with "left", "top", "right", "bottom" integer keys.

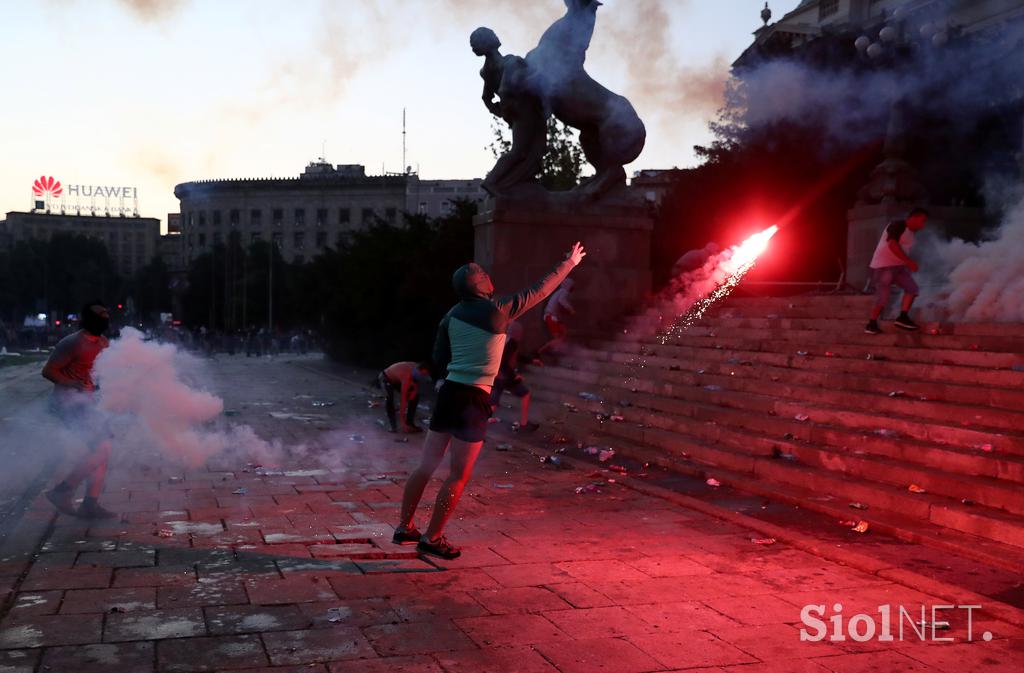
[{"left": 0, "top": 355, "right": 1021, "bottom": 672}]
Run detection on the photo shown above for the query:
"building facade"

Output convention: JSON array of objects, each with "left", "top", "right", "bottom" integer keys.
[
  {"left": 174, "top": 162, "right": 486, "bottom": 264},
  {"left": 1, "top": 211, "right": 160, "bottom": 277}
]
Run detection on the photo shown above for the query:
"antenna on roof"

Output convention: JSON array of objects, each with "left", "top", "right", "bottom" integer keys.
[
  {"left": 321, "top": 139, "right": 326, "bottom": 162},
  {"left": 402, "top": 108, "right": 408, "bottom": 175}
]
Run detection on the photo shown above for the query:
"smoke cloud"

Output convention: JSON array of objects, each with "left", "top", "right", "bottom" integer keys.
[{"left": 116, "top": 0, "right": 187, "bottom": 22}]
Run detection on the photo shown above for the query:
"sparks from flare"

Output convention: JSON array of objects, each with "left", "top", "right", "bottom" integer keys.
[{"left": 659, "top": 224, "right": 779, "bottom": 344}]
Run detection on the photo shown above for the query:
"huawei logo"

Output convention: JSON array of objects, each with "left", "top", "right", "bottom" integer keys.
[{"left": 32, "top": 176, "right": 62, "bottom": 198}]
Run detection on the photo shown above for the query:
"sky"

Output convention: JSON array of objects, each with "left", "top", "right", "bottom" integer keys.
[{"left": 0, "top": 0, "right": 800, "bottom": 231}]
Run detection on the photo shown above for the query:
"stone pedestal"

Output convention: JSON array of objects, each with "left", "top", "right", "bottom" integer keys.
[{"left": 474, "top": 194, "right": 652, "bottom": 351}]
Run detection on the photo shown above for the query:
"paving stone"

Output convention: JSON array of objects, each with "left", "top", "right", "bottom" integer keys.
[
  {"left": 806, "top": 650, "right": 937, "bottom": 673},
  {"left": 77, "top": 549, "right": 156, "bottom": 567},
  {"left": 703, "top": 594, "right": 808, "bottom": 626},
  {"left": 205, "top": 605, "right": 313, "bottom": 635},
  {"left": 296, "top": 598, "right": 401, "bottom": 628},
  {"left": 433, "top": 645, "right": 561, "bottom": 673},
  {"left": 623, "top": 600, "right": 741, "bottom": 633},
  {"left": 554, "top": 560, "right": 651, "bottom": 583},
  {"left": 308, "top": 543, "right": 385, "bottom": 559},
  {"left": 708, "top": 623, "right": 846, "bottom": 661},
  {"left": 0, "top": 614, "right": 103, "bottom": 648},
  {"left": 543, "top": 582, "right": 618, "bottom": 608},
  {"left": 482, "top": 562, "right": 576, "bottom": 588},
  {"left": 59, "top": 586, "right": 156, "bottom": 614},
  {"left": 20, "top": 565, "right": 112, "bottom": 591},
  {"left": 262, "top": 529, "right": 336, "bottom": 545},
  {"left": 534, "top": 637, "right": 665, "bottom": 673},
  {"left": 158, "top": 635, "right": 269, "bottom": 672},
  {"left": 40, "top": 641, "right": 155, "bottom": 673},
  {"left": 391, "top": 592, "right": 490, "bottom": 622},
  {"left": 158, "top": 577, "right": 249, "bottom": 607},
  {"left": 244, "top": 575, "right": 338, "bottom": 605},
  {"left": 0, "top": 649, "right": 39, "bottom": 673},
  {"left": 6, "top": 591, "right": 62, "bottom": 616},
  {"left": 363, "top": 621, "right": 478, "bottom": 656},
  {"left": 356, "top": 558, "right": 440, "bottom": 574},
  {"left": 626, "top": 631, "right": 762, "bottom": 669},
  {"left": 326, "top": 655, "right": 443, "bottom": 673},
  {"left": 542, "top": 606, "right": 663, "bottom": 639},
  {"left": 262, "top": 627, "right": 376, "bottom": 665},
  {"left": 104, "top": 607, "right": 206, "bottom": 641},
  {"left": 454, "top": 614, "right": 571, "bottom": 647},
  {"left": 113, "top": 565, "right": 197, "bottom": 587},
  {"left": 624, "top": 555, "right": 716, "bottom": 578},
  {"left": 468, "top": 586, "right": 572, "bottom": 614}
]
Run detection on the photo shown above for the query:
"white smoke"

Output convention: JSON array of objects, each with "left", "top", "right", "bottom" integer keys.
[
  {"left": 922, "top": 194, "right": 1024, "bottom": 322},
  {"left": 93, "top": 328, "right": 289, "bottom": 468}
]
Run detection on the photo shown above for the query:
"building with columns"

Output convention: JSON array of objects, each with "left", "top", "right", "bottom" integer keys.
[{"left": 174, "top": 162, "right": 486, "bottom": 265}]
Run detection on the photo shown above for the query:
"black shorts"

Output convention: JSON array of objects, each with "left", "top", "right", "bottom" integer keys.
[{"left": 429, "top": 380, "right": 493, "bottom": 443}]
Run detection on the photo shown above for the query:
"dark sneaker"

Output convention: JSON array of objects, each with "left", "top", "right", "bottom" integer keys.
[
  {"left": 46, "top": 487, "right": 77, "bottom": 516},
  {"left": 894, "top": 313, "right": 919, "bottom": 331},
  {"left": 76, "top": 499, "right": 117, "bottom": 520},
  {"left": 417, "top": 535, "right": 461, "bottom": 560},
  {"left": 864, "top": 320, "right": 882, "bottom": 334},
  {"left": 392, "top": 526, "right": 422, "bottom": 545}
]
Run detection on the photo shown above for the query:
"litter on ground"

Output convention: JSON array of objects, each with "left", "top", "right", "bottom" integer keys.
[
  {"left": 751, "top": 538, "right": 776, "bottom": 545},
  {"left": 908, "top": 484, "right": 926, "bottom": 494},
  {"left": 706, "top": 478, "right": 721, "bottom": 487}
]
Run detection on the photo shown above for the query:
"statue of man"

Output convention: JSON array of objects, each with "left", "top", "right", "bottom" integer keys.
[{"left": 471, "top": 27, "right": 547, "bottom": 196}]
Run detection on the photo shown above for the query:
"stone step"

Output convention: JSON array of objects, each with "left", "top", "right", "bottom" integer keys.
[
  {"left": 695, "top": 316, "right": 1024, "bottom": 339},
  {"left": 540, "top": 378, "right": 1024, "bottom": 485},
  {"left": 591, "top": 334, "right": 1020, "bottom": 372},
  {"left": 533, "top": 394, "right": 1024, "bottom": 550},
  {"left": 532, "top": 418, "right": 1024, "bottom": 574},
  {"left": 617, "top": 324, "right": 1024, "bottom": 355},
  {"left": 569, "top": 342, "right": 1024, "bottom": 391},
  {"left": 533, "top": 387, "right": 1024, "bottom": 514},
  {"left": 557, "top": 356, "right": 1024, "bottom": 432},
  {"left": 566, "top": 345, "right": 1024, "bottom": 411},
  {"left": 531, "top": 363, "right": 1024, "bottom": 456}
]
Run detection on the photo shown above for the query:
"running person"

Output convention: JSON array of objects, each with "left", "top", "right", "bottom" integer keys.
[
  {"left": 395, "top": 242, "right": 587, "bottom": 559},
  {"left": 378, "top": 361, "right": 432, "bottom": 433},
  {"left": 865, "top": 207, "right": 928, "bottom": 334},
  {"left": 43, "top": 301, "right": 117, "bottom": 519}
]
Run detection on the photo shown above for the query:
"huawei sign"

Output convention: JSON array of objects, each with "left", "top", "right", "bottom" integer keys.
[{"left": 32, "top": 176, "right": 63, "bottom": 199}]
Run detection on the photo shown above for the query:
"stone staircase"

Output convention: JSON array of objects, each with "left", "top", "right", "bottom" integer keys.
[{"left": 526, "top": 294, "right": 1024, "bottom": 570}]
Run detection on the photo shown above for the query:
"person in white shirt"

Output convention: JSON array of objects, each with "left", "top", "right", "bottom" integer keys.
[{"left": 865, "top": 208, "right": 928, "bottom": 334}]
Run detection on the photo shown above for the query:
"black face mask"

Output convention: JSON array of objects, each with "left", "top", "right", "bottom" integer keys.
[{"left": 82, "top": 311, "right": 109, "bottom": 337}]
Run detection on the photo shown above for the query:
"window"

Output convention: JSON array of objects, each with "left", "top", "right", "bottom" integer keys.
[
  {"left": 316, "top": 231, "right": 327, "bottom": 248},
  {"left": 198, "top": 233, "right": 207, "bottom": 246},
  {"left": 819, "top": 0, "right": 838, "bottom": 19},
  {"left": 251, "top": 232, "right": 262, "bottom": 243},
  {"left": 250, "top": 209, "right": 262, "bottom": 226},
  {"left": 294, "top": 208, "right": 305, "bottom": 226},
  {"left": 272, "top": 208, "right": 283, "bottom": 226},
  {"left": 418, "top": 202, "right": 427, "bottom": 214},
  {"left": 338, "top": 208, "right": 351, "bottom": 224},
  {"left": 271, "top": 232, "right": 283, "bottom": 247},
  {"left": 293, "top": 231, "right": 305, "bottom": 249},
  {"left": 440, "top": 201, "right": 452, "bottom": 215},
  {"left": 212, "top": 210, "right": 222, "bottom": 226},
  {"left": 213, "top": 232, "right": 223, "bottom": 245},
  {"left": 362, "top": 208, "right": 374, "bottom": 224},
  {"left": 187, "top": 234, "right": 193, "bottom": 247},
  {"left": 199, "top": 212, "right": 207, "bottom": 226},
  {"left": 187, "top": 212, "right": 194, "bottom": 227},
  {"left": 316, "top": 208, "right": 327, "bottom": 227},
  {"left": 385, "top": 207, "right": 397, "bottom": 224},
  {"left": 336, "top": 232, "right": 346, "bottom": 247},
  {"left": 229, "top": 209, "right": 240, "bottom": 226}
]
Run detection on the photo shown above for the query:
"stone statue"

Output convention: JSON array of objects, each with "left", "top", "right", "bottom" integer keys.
[
  {"left": 472, "top": 27, "right": 547, "bottom": 196},
  {"left": 473, "top": 0, "right": 646, "bottom": 200}
]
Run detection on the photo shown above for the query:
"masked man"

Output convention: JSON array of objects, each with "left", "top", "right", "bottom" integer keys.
[{"left": 43, "top": 301, "right": 116, "bottom": 519}]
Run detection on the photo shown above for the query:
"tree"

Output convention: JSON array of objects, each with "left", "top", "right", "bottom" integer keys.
[
  {"left": 490, "top": 117, "right": 589, "bottom": 190},
  {"left": 128, "top": 256, "right": 172, "bottom": 322}
]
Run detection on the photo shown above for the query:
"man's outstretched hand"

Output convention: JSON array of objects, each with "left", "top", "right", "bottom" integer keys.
[{"left": 567, "top": 241, "right": 587, "bottom": 266}]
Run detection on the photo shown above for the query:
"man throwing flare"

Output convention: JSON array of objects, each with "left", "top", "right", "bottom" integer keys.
[{"left": 396, "top": 242, "right": 587, "bottom": 559}]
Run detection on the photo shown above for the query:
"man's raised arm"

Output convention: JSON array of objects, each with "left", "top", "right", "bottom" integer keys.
[{"left": 498, "top": 242, "right": 586, "bottom": 321}]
